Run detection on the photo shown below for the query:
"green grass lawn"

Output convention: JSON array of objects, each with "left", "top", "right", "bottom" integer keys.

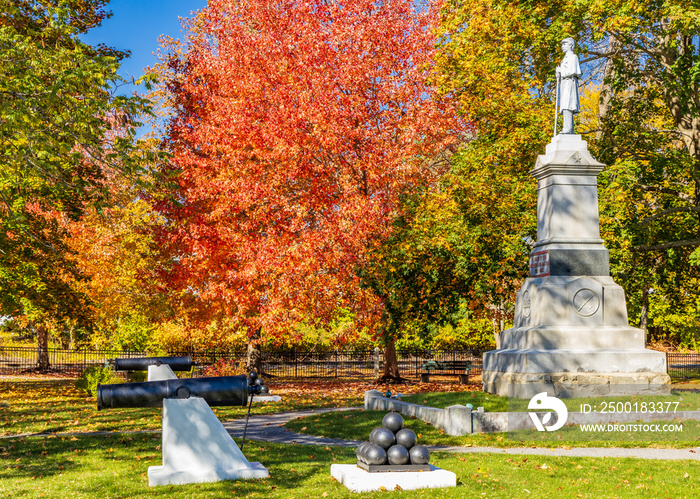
[
  {"left": 401, "top": 389, "right": 700, "bottom": 413},
  {"left": 2, "top": 379, "right": 700, "bottom": 497},
  {"left": 285, "top": 409, "right": 700, "bottom": 448},
  {"left": 0, "top": 378, "right": 365, "bottom": 436},
  {"left": 1, "top": 435, "right": 699, "bottom": 498},
  {"left": 402, "top": 390, "right": 509, "bottom": 411}
]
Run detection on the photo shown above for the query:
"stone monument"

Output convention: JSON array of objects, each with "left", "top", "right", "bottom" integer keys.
[{"left": 482, "top": 39, "right": 671, "bottom": 398}]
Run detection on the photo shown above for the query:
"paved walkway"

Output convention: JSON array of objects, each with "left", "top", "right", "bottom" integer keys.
[
  {"left": 6, "top": 407, "right": 700, "bottom": 461},
  {"left": 222, "top": 408, "right": 363, "bottom": 447},
  {"left": 222, "top": 408, "right": 700, "bottom": 461}
]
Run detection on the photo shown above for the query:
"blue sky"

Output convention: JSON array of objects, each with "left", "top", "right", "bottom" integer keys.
[{"left": 81, "top": 0, "right": 207, "bottom": 86}]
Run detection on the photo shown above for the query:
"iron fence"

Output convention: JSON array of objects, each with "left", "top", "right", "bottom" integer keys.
[
  {"left": 3, "top": 346, "right": 698, "bottom": 381},
  {"left": 0, "top": 346, "right": 146, "bottom": 375},
  {"left": 666, "top": 352, "right": 700, "bottom": 380},
  {"left": 0, "top": 345, "right": 485, "bottom": 380}
]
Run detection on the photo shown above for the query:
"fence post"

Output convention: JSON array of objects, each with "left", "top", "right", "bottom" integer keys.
[{"left": 374, "top": 347, "right": 380, "bottom": 380}]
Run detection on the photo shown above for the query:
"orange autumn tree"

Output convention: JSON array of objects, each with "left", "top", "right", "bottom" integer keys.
[
  {"left": 156, "top": 0, "right": 461, "bottom": 376},
  {"left": 63, "top": 163, "right": 174, "bottom": 351}
]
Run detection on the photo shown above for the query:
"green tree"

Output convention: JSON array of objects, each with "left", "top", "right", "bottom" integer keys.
[
  {"left": 0, "top": 0, "right": 155, "bottom": 368},
  {"left": 434, "top": 0, "right": 700, "bottom": 343},
  {"left": 428, "top": 0, "right": 547, "bottom": 329}
]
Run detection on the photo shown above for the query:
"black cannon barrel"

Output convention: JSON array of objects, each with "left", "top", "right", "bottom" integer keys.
[
  {"left": 97, "top": 375, "right": 254, "bottom": 410},
  {"left": 113, "top": 356, "right": 193, "bottom": 372}
]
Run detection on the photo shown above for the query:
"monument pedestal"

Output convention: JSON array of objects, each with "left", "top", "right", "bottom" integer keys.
[
  {"left": 483, "top": 135, "right": 670, "bottom": 398},
  {"left": 483, "top": 354, "right": 670, "bottom": 399}
]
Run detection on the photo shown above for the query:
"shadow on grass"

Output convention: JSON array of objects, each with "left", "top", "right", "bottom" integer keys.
[
  {"left": 1, "top": 433, "right": 355, "bottom": 497},
  {"left": 5, "top": 433, "right": 700, "bottom": 498},
  {"left": 0, "top": 379, "right": 164, "bottom": 435}
]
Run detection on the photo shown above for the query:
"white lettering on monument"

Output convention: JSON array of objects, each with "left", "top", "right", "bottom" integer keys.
[{"left": 529, "top": 250, "right": 550, "bottom": 277}]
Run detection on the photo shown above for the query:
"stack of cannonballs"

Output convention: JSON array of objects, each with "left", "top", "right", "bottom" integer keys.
[
  {"left": 247, "top": 371, "right": 270, "bottom": 394},
  {"left": 356, "top": 412, "right": 431, "bottom": 471}
]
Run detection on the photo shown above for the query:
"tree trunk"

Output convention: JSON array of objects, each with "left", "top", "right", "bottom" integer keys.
[
  {"left": 246, "top": 327, "right": 262, "bottom": 375},
  {"left": 498, "top": 299, "right": 505, "bottom": 332},
  {"left": 37, "top": 324, "right": 50, "bottom": 371},
  {"left": 492, "top": 317, "right": 501, "bottom": 349},
  {"left": 640, "top": 287, "right": 650, "bottom": 345},
  {"left": 382, "top": 339, "right": 400, "bottom": 379}
]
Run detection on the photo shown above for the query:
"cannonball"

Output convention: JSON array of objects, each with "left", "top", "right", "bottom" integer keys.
[
  {"left": 362, "top": 441, "right": 373, "bottom": 458},
  {"left": 409, "top": 445, "right": 430, "bottom": 465},
  {"left": 260, "top": 385, "right": 269, "bottom": 394},
  {"left": 382, "top": 412, "right": 404, "bottom": 433},
  {"left": 356, "top": 442, "right": 369, "bottom": 463},
  {"left": 387, "top": 444, "right": 409, "bottom": 465},
  {"left": 369, "top": 427, "right": 382, "bottom": 442},
  {"left": 248, "top": 371, "right": 258, "bottom": 384},
  {"left": 365, "top": 443, "right": 387, "bottom": 465},
  {"left": 370, "top": 427, "right": 395, "bottom": 450},
  {"left": 395, "top": 428, "right": 417, "bottom": 450}
]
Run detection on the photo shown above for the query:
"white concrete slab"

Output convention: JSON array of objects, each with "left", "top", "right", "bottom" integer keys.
[
  {"left": 149, "top": 461, "right": 268, "bottom": 486},
  {"left": 330, "top": 464, "right": 456, "bottom": 493},
  {"left": 249, "top": 395, "right": 282, "bottom": 403}
]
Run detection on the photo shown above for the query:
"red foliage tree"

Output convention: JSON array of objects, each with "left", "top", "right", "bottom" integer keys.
[{"left": 156, "top": 0, "right": 462, "bottom": 374}]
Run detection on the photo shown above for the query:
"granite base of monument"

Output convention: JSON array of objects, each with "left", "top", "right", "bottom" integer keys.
[
  {"left": 482, "top": 133, "right": 671, "bottom": 398},
  {"left": 330, "top": 464, "right": 456, "bottom": 493},
  {"left": 482, "top": 366, "right": 670, "bottom": 399}
]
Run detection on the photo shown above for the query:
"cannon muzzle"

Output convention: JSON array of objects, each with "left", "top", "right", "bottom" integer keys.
[
  {"left": 97, "top": 375, "right": 265, "bottom": 410},
  {"left": 112, "top": 356, "right": 194, "bottom": 372}
]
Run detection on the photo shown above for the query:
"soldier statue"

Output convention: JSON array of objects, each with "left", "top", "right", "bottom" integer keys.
[{"left": 556, "top": 37, "right": 581, "bottom": 135}]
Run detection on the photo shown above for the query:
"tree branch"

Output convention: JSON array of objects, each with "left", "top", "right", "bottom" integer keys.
[
  {"left": 637, "top": 184, "right": 694, "bottom": 203},
  {"left": 639, "top": 206, "right": 700, "bottom": 226},
  {"left": 633, "top": 238, "right": 700, "bottom": 252}
]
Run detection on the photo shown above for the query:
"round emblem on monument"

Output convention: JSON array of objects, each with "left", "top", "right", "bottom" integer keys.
[
  {"left": 572, "top": 288, "right": 599, "bottom": 317},
  {"left": 522, "top": 290, "right": 531, "bottom": 318}
]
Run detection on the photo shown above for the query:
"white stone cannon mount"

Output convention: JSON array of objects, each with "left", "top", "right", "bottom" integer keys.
[
  {"left": 482, "top": 135, "right": 671, "bottom": 399},
  {"left": 146, "top": 364, "right": 269, "bottom": 486}
]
